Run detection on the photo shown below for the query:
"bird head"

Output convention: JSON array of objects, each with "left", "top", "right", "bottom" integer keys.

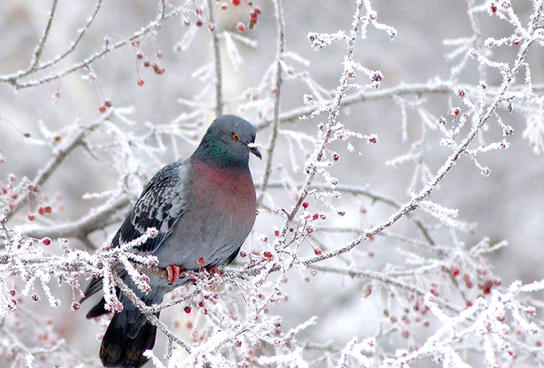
[{"left": 193, "top": 115, "right": 262, "bottom": 168}]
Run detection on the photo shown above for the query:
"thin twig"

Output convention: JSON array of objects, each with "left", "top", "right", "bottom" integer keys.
[
  {"left": 207, "top": 0, "right": 223, "bottom": 117},
  {"left": 302, "top": 32, "right": 538, "bottom": 266},
  {"left": 0, "top": 2, "right": 190, "bottom": 89},
  {"left": 6, "top": 114, "right": 111, "bottom": 222},
  {"left": 29, "top": 0, "right": 59, "bottom": 70},
  {"left": 112, "top": 273, "right": 192, "bottom": 354},
  {"left": 21, "top": 196, "right": 129, "bottom": 241},
  {"left": 257, "top": 0, "right": 285, "bottom": 206}
]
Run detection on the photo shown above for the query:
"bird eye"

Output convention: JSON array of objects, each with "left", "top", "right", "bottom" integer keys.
[{"left": 231, "top": 133, "right": 239, "bottom": 141}]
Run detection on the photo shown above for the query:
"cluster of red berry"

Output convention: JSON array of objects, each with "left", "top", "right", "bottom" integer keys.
[{"left": 133, "top": 40, "right": 165, "bottom": 87}]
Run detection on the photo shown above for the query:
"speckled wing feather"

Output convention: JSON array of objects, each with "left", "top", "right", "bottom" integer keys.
[
  {"left": 112, "top": 162, "right": 188, "bottom": 253},
  {"left": 81, "top": 162, "right": 188, "bottom": 303}
]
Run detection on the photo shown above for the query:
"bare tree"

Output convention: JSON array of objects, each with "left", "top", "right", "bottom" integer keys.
[{"left": 1, "top": 0, "right": 544, "bottom": 366}]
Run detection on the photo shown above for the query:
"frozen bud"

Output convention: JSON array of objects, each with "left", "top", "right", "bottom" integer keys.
[{"left": 457, "top": 89, "right": 465, "bottom": 98}]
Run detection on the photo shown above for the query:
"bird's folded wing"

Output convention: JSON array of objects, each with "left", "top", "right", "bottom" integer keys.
[{"left": 112, "top": 162, "right": 188, "bottom": 254}]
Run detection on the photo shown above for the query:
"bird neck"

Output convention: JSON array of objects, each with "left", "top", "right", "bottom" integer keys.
[{"left": 191, "top": 136, "right": 249, "bottom": 170}]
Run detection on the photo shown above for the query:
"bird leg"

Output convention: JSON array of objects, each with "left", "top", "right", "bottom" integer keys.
[{"left": 166, "top": 265, "right": 183, "bottom": 284}]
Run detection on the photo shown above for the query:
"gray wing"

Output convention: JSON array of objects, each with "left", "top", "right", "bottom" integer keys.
[
  {"left": 81, "top": 162, "right": 187, "bottom": 303},
  {"left": 112, "top": 161, "right": 188, "bottom": 254}
]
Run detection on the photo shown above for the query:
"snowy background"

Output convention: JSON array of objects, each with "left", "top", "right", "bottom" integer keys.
[{"left": 1, "top": 0, "right": 544, "bottom": 367}]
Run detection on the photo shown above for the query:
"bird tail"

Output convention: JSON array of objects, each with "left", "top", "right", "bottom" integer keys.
[{"left": 100, "top": 309, "right": 159, "bottom": 368}]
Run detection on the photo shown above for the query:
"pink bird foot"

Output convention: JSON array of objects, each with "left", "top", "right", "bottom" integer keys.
[{"left": 166, "top": 265, "right": 183, "bottom": 284}]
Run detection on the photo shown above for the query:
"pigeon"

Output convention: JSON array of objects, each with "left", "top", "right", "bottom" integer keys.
[{"left": 80, "top": 115, "right": 261, "bottom": 367}]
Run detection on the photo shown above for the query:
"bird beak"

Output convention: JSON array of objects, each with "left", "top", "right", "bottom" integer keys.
[{"left": 247, "top": 142, "right": 262, "bottom": 160}]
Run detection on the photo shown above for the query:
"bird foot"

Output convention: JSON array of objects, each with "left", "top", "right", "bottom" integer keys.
[{"left": 166, "top": 265, "right": 183, "bottom": 284}]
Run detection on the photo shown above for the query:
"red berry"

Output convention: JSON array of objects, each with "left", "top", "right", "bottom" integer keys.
[
  {"left": 263, "top": 251, "right": 273, "bottom": 259},
  {"left": 9, "top": 289, "right": 16, "bottom": 297},
  {"left": 237, "top": 22, "right": 245, "bottom": 32},
  {"left": 32, "top": 294, "right": 39, "bottom": 302},
  {"left": 312, "top": 214, "right": 319, "bottom": 220},
  {"left": 221, "top": 2, "right": 228, "bottom": 10},
  {"left": 44, "top": 206, "right": 52, "bottom": 213},
  {"left": 232, "top": 0, "right": 240, "bottom": 5},
  {"left": 137, "top": 79, "right": 145, "bottom": 86},
  {"left": 38, "top": 207, "right": 46, "bottom": 215},
  {"left": 274, "top": 230, "right": 280, "bottom": 237},
  {"left": 11, "top": 193, "right": 17, "bottom": 200},
  {"left": 333, "top": 154, "right": 339, "bottom": 161},
  {"left": 483, "top": 280, "right": 493, "bottom": 294},
  {"left": 302, "top": 202, "right": 309, "bottom": 209},
  {"left": 136, "top": 52, "right": 143, "bottom": 59},
  {"left": 143, "top": 61, "right": 151, "bottom": 68},
  {"left": 451, "top": 267, "right": 460, "bottom": 277},
  {"left": 196, "top": 20, "right": 203, "bottom": 27},
  {"left": 184, "top": 306, "right": 191, "bottom": 314},
  {"left": 27, "top": 213, "right": 35, "bottom": 221},
  {"left": 368, "top": 137, "right": 377, "bottom": 144},
  {"left": 42, "top": 237, "right": 51, "bottom": 246},
  {"left": 156, "top": 51, "right": 163, "bottom": 59},
  {"left": 491, "top": 4, "right": 497, "bottom": 13},
  {"left": 71, "top": 302, "right": 80, "bottom": 311},
  {"left": 99, "top": 106, "right": 106, "bottom": 114},
  {"left": 314, "top": 249, "right": 322, "bottom": 256},
  {"left": 198, "top": 257, "right": 205, "bottom": 265},
  {"left": 104, "top": 100, "right": 112, "bottom": 108}
]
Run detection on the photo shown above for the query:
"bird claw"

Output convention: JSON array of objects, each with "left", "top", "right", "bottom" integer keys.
[{"left": 166, "top": 265, "right": 183, "bottom": 284}]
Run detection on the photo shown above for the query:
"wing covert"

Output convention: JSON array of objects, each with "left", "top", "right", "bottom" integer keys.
[{"left": 111, "top": 162, "right": 187, "bottom": 253}]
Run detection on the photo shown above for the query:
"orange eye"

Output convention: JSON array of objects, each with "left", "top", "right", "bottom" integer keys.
[{"left": 231, "top": 133, "right": 239, "bottom": 141}]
